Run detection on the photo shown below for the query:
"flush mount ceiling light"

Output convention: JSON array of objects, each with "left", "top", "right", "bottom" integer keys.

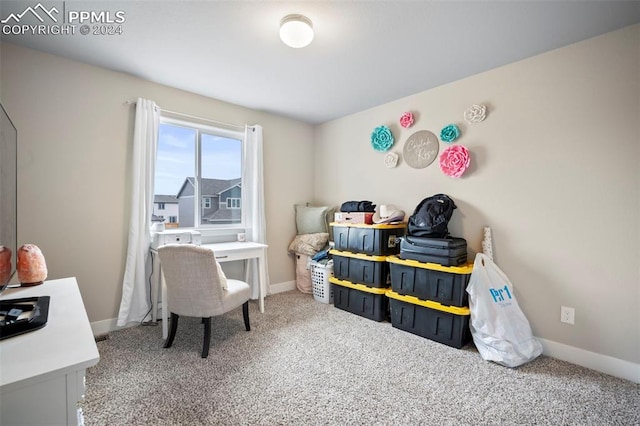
[{"left": 279, "top": 14, "right": 314, "bottom": 48}]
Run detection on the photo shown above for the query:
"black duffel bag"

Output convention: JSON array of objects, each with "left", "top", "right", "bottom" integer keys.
[
  {"left": 340, "top": 200, "right": 376, "bottom": 213},
  {"left": 407, "top": 194, "right": 457, "bottom": 238}
]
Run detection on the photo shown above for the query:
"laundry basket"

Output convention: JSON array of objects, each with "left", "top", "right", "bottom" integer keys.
[{"left": 310, "top": 261, "right": 334, "bottom": 304}]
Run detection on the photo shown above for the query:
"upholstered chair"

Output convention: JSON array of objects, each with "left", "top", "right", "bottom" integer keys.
[{"left": 157, "top": 244, "right": 251, "bottom": 358}]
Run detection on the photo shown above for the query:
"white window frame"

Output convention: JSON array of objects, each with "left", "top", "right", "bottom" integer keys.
[
  {"left": 227, "top": 197, "right": 241, "bottom": 209},
  {"left": 203, "top": 197, "right": 211, "bottom": 209},
  {"left": 158, "top": 115, "right": 245, "bottom": 235}
]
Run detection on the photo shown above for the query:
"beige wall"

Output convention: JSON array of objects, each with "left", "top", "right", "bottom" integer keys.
[
  {"left": 314, "top": 24, "right": 640, "bottom": 364},
  {"left": 1, "top": 42, "right": 313, "bottom": 324}
]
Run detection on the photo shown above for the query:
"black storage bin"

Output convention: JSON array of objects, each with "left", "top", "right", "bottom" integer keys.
[
  {"left": 331, "top": 223, "right": 406, "bottom": 256},
  {"left": 399, "top": 236, "right": 468, "bottom": 266},
  {"left": 387, "top": 290, "right": 471, "bottom": 349},
  {"left": 387, "top": 256, "right": 472, "bottom": 307},
  {"left": 329, "top": 249, "right": 389, "bottom": 288},
  {"left": 329, "top": 277, "right": 388, "bottom": 322}
]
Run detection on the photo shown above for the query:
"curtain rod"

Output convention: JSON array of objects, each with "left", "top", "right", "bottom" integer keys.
[{"left": 124, "top": 100, "right": 252, "bottom": 131}]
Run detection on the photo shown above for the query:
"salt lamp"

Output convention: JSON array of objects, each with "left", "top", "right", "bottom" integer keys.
[
  {"left": 17, "top": 244, "right": 47, "bottom": 286},
  {"left": 0, "top": 246, "right": 12, "bottom": 285}
]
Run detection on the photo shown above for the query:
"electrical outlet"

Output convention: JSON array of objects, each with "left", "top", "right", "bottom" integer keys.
[{"left": 561, "top": 306, "right": 575, "bottom": 325}]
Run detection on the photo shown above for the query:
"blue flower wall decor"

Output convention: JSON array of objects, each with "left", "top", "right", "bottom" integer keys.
[
  {"left": 371, "top": 125, "right": 394, "bottom": 152},
  {"left": 440, "top": 124, "right": 460, "bottom": 143}
]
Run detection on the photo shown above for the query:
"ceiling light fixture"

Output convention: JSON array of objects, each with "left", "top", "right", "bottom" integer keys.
[{"left": 279, "top": 14, "right": 314, "bottom": 48}]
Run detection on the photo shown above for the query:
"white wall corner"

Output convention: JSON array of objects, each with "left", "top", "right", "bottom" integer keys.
[{"left": 538, "top": 337, "right": 640, "bottom": 384}]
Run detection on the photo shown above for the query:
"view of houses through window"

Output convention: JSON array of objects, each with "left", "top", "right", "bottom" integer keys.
[{"left": 153, "top": 118, "right": 243, "bottom": 229}]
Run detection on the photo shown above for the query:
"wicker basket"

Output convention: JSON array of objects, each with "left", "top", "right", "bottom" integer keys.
[{"left": 310, "top": 261, "right": 334, "bottom": 304}]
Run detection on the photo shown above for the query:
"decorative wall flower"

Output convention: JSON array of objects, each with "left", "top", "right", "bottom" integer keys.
[
  {"left": 399, "top": 112, "right": 414, "bottom": 129},
  {"left": 384, "top": 152, "right": 399, "bottom": 168},
  {"left": 464, "top": 104, "right": 487, "bottom": 124},
  {"left": 440, "top": 124, "right": 460, "bottom": 143},
  {"left": 439, "top": 144, "right": 470, "bottom": 178},
  {"left": 371, "top": 125, "right": 394, "bottom": 151}
]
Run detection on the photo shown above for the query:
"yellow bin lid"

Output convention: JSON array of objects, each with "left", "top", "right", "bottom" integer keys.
[
  {"left": 329, "top": 249, "right": 387, "bottom": 262},
  {"left": 386, "top": 255, "right": 473, "bottom": 274},
  {"left": 329, "top": 277, "right": 389, "bottom": 294},
  {"left": 386, "top": 290, "right": 470, "bottom": 316},
  {"left": 330, "top": 222, "right": 406, "bottom": 230}
]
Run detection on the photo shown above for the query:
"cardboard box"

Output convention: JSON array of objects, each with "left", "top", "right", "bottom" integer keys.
[{"left": 334, "top": 212, "right": 374, "bottom": 225}]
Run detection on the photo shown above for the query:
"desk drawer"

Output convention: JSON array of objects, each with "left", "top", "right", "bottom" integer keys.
[{"left": 213, "top": 248, "right": 262, "bottom": 263}]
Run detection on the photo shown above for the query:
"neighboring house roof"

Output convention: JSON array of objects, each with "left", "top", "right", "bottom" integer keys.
[
  {"left": 203, "top": 207, "right": 241, "bottom": 222},
  {"left": 154, "top": 194, "right": 178, "bottom": 204},
  {"left": 217, "top": 180, "right": 242, "bottom": 196},
  {"left": 152, "top": 214, "right": 165, "bottom": 222},
  {"left": 176, "top": 177, "right": 241, "bottom": 198}
]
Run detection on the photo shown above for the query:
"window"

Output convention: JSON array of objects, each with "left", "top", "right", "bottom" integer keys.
[
  {"left": 154, "top": 116, "right": 243, "bottom": 229},
  {"left": 228, "top": 198, "right": 241, "bottom": 209},
  {"left": 168, "top": 216, "right": 178, "bottom": 223},
  {"left": 158, "top": 202, "right": 165, "bottom": 210}
]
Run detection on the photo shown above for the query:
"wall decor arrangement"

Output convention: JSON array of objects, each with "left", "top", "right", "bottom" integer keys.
[
  {"left": 403, "top": 130, "right": 439, "bottom": 169},
  {"left": 440, "top": 124, "right": 460, "bottom": 143},
  {"left": 399, "top": 111, "right": 414, "bottom": 128},
  {"left": 384, "top": 152, "right": 399, "bottom": 168},
  {"left": 439, "top": 144, "right": 470, "bottom": 178},
  {"left": 371, "top": 125, "right": 394, "bottom": 151},
  {"left": 463, "top": 104, "right": 487, "bottom": 124},
  {"left": 376, "top": 102, "right": 487, "bottom": 176}
]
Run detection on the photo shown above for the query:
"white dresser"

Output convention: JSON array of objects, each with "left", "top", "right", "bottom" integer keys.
[{"left": 0, "top": 277, "right": 100, "bottom": 426}]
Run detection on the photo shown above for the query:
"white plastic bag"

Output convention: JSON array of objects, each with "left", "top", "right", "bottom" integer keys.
[{"left": 466, "top": 253, "right": 543, "bottom": 367}]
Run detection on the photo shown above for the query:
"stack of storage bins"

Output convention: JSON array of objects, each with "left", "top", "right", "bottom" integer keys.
[
  {"left": 386, "top": 256, "right": 473, "bottom": 348},
  {"left": 328, "top": 223, "right": 406, "bottom": 321}
]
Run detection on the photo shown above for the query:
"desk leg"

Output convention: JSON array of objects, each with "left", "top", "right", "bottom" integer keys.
[
  {"left": 151, "top": 253, "right": 158, "bottom": 322},
  {"left": 160, "top": 264, "right": 168, "bottom": 339},
  {"left": 245, "top": 255, "right": 265, "bottom": 314},
  {"left": 258, "top": 251, "right": 266, "bottom": 313}
]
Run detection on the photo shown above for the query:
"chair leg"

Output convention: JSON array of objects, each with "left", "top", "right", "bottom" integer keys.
[
  {"left": 202, "top": 317, "right": 212, "bottom": 358},
  {"left": 243, "top": 301, "right": 250, "bottom": 331},
  {"left": 164, "top": 313, "right": 179, "bottom": 349}
]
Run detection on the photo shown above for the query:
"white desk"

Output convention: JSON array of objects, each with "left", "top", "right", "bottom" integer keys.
[
  {"left": 152, "top": 241, "right": 268, "bottom": 339},
  {"left": 0, "top": 277, "right": 100, "bottom": 426}
]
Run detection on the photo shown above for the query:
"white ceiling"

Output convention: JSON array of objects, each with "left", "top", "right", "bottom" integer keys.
[{"left": 1, "top": 1, "right": 639, "bottom": 124}]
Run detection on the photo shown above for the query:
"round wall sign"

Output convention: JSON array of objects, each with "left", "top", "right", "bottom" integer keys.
[{"left": 403, "top": 130, "right": 439, "bottom": 169}]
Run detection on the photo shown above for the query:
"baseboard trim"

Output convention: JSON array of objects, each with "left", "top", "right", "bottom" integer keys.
[
  {"left": 538, "top": 338, "right": 639, "bottom": 383},
  {"left": 91, "top": 318, "right": 124, "bottom": 336},
  {"left": 269, "top": 280, "right": 296, "bottom": 295}
]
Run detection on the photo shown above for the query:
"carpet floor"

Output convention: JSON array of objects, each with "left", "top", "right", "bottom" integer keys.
[{"left": 82, "top": 290, "right": 640, "bottom": 425}]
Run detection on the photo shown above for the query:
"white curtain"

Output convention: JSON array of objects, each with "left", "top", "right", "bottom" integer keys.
[
  {"left": 243, "top": 125, "right": 269, "bottom": 299},
  {"left": 117, "top": 98, "right": 160, "bottom": 326}
]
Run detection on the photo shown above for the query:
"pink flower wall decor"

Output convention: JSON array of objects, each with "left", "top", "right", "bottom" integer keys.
[
  {"left": 399, "top": 112, "right": 414, "bottom": 128},
  {"left": 439, "top": 144, "right": 470, "bottom": 178}
]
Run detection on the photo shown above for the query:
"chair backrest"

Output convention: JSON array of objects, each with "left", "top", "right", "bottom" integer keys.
[{"left": 157, "top": 244, "right": 225, "bottom": 317}]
